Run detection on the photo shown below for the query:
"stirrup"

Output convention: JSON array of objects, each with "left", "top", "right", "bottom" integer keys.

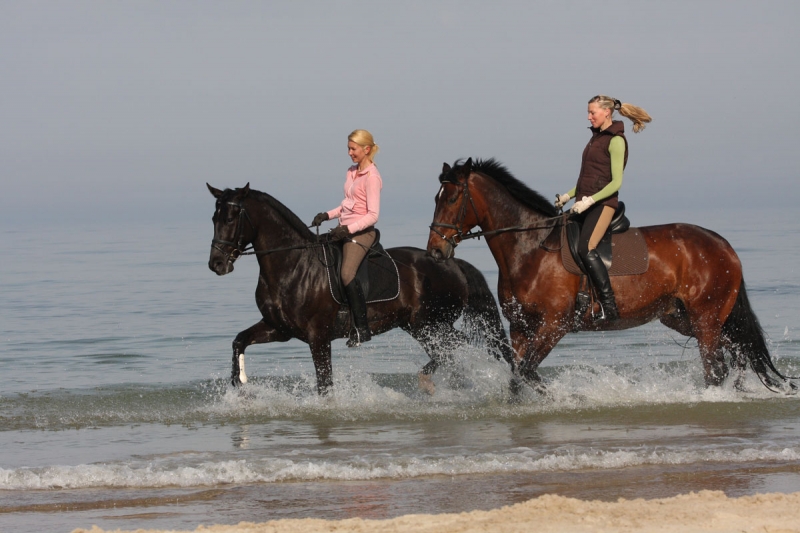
[
  {"left": 573, "top": 291, "right": 591, "bottom": 331},
  {"left": 347, "top": 327, "right": 371, "bottom": 348},
  {"left": 598, "top": 301, "right": 620, "bottom": 321}
]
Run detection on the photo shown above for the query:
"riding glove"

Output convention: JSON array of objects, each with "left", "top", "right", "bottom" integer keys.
[
  {"left": 329, "top": 225, "right": 350, "bottom": 241},
  {"left": 554, "top": 193, "right": 571, "bottom": 209},
  {"left": 311, "top": 212, "right": 329, "bottom": 227},
  {"left": 570, "top": 196, "right": 595, "bottom": 214}
]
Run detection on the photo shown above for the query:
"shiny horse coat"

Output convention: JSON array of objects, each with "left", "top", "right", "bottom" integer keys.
[
  {"left": 427, "top": 158, "right": 793, "bottom": 394},
  {"left": 208, "top": 183, "right": 514, "bottom": 395}
]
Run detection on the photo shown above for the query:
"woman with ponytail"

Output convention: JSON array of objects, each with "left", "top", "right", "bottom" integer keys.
[
  {"left": 310, "top": 129, "right": 382, "bottom": 346},
  {"left": 554, "top": 96, "right": 652, "bottom": 321}
]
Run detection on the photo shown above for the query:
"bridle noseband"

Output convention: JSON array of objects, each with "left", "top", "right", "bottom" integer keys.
[
  {"left": 429, "top": 177, "right": 482, "bottom": 249},
  {"left": 211, "top": 200, "right": 253, "bottom": 265}
]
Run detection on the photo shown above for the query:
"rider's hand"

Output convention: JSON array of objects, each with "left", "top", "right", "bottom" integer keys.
[
  {"left": 570, "top": 196, "right": 595, "bottom": 214},
  {"left": 554, "top": 193, "right": 571, "bottom": 209},
  {"left": 311, "top": 212, "right": 329, "bottom": 227},
  {"left": 329, "top": 225, "right": 350, "bottom": 241}
]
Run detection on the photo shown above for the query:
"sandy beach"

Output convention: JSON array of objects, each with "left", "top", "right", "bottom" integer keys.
[{"left": 72, "top": 490, "right": 800, "bottom": 533}]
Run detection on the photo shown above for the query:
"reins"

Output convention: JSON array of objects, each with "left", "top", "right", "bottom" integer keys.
[
  {"left": 211, "top": 200, "right": 324, "bottom": 261},
  {"left": 430, "top": 178, "right": 566, "bottom": 249},
  {"left": 211, "top": 200, "right": 439, "bottom": 299}
]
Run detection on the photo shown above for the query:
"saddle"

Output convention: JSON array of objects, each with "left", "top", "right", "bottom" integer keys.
[
  {"left": 321, "top": 229, "right": 400, "bottom": 306},
  {"left": 561, "top": 202, "right": 649, "bottom": 276}
]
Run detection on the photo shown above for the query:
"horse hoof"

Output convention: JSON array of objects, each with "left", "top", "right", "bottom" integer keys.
[{"left": 418, "top": 373, "right": 436, "bottom": 396}]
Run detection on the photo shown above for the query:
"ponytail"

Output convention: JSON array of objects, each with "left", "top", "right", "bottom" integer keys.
[
  {"left": 589, "top": 95, "right": 652, "bottom": 133},
  {"left": 348, "top": 129, "right": 380, "bottom": 162}
]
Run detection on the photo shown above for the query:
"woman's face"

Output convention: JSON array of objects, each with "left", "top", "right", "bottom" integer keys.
[
  {"left": 587, "top": 102, "right": 612, "bottom": 129},
  {"left": 348, "top": 141, "right": 371, "bottom": 165}
]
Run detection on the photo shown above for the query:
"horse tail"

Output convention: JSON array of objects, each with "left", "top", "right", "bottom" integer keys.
[
  {"left": 722, "top": 280, "right": 794, "bottom": 390},
  {"left": 453, "top": 258, "right": 515, "bottom": 367}
]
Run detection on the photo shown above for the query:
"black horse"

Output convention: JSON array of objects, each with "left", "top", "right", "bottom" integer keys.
[{"left": 207, "top": 183, "right": 513, "bottom": 395}]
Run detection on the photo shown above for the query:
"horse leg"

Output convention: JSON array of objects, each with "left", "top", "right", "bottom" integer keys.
[
  {"left": 695, "top": 326, "right": 729, "bottom": 387},
  {"left": 231, "top": 320, "right": 290, "bottom": 387},
  {"left": 309, "top": 339, "right": 333, "bottom": 395},
  {"left": 660, "top": 301, "right": 730, "bottom": 387},
  {"left": 509, "top": 322, "right": 567, "bottom": 397},
  {"left": 408, "top": 323, "right": 468, "bottom": 395}
]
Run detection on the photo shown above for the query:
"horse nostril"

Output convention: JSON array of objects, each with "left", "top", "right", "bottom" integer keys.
[
  {"left": 429, "top": 248, "right": 443, "bottom": 262},
  {"left": 209, "top": 259, "right": 224, "bottom": 273}
]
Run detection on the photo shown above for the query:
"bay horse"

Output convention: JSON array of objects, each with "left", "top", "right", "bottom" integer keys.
[
  {"left": 207, "top": 183, "right": 514, "bottom": 395},
  {"left": 427, "top": 158, "right": 793, "bottom": 394}
]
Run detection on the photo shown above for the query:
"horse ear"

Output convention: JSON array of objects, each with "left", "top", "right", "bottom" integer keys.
[
  {"left": 207, "top": 183, "right": 223, "bottom": 198},
  {"left": 242, "top": 182, "right": 251, "bottom": 197},
  {"left": 463, "top": 158, "right": 473, "bottom": 172},
  {"left": 442, "top": 162, "right": 451, "bottom": 174}
]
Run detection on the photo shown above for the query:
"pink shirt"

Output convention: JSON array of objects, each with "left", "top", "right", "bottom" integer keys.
[{"left": 327, "top": 163, "right": 382, "bottom": 233}]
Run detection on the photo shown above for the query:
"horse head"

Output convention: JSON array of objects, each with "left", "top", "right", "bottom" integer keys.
[
  {"left": 207, "top": 183, "right": 253, "bottom": 275},
  {"left": 427, "top": 158, "right": 480, "bottom": 261}
]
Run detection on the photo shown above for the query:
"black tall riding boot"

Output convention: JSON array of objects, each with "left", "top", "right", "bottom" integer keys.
[
  {"left": 583, "top": 249, "right": 620, "bottom": 321},
  {"left": 344, "top": 279, "right": 372, "bottom": 347}
]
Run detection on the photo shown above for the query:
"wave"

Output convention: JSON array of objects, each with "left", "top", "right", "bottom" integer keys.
[{"left": 2, "top": 445, "right": 799, "bottom": 491}]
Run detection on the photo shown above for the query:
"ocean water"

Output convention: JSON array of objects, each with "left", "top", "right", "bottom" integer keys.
[{"left": 1, "top": 209, "right": 800, "bottom": 532}]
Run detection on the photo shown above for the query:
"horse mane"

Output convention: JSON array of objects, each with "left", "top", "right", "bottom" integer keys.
[
  {"left": 448, "top": 158, "right": 559, "bottom": 217},
  {"left": 230, "top": 187, "right": 315, "bottom": 240}
]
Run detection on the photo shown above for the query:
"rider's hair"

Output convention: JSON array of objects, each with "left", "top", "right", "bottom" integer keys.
[
  {"left": 589, "top": 95, "right": 652, "bottom": 133},
  {"left": 348, "top": 129, "right": 380, "bottom": 162}
]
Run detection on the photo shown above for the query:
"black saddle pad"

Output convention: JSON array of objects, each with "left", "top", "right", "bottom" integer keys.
[{"left": 321, "top": 234, "right": 400, "bottom": 305}]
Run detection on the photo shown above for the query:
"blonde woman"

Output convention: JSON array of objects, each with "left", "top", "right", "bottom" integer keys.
[
  {"left": 554, "top": 96, "right": 652, "bottom": 321},
  {"left": 311, "top": 129, "right": 382, "bottom": 346}
]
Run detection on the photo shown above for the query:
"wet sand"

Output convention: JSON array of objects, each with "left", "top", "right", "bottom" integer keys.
[{"left": 72, "top": 490, "right": 800, "bottom": 533}]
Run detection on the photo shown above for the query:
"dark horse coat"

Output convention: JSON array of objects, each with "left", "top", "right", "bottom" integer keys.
[{"left": 208, "top": 183, "right": 514, "bottom": 395}]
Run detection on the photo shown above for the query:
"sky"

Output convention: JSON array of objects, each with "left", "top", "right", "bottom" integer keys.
[{"left": 1, "top": 0, "right": 798, "bottom": 231}]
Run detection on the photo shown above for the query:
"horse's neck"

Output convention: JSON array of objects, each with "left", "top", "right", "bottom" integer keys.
[
  {"left": 477, "top": 179, "right": 545, "bottom": 234},
  {"left": 478, "top": 185, "right": 551, "bottom": 270},
  {"left": 248, "top": 202, "right": 315, "bottom": 264}
]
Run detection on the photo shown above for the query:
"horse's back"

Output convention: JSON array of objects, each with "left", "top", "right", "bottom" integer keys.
[
  {"left": 636, "top": 222, "right": 743, "bottom": 302},
  {"left": 384, "top": 246, "right": 470, "bottom": 303},
  {"left": 386, "top": 246, "right": 466, "bottom": 280},
  {"left": 639, "top": 222, "right": 740, "bottom": 262}
]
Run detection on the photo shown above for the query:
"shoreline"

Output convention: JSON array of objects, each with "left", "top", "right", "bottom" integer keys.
[{"left": 72, "top": 490, "right": 800, "bottom": 533}]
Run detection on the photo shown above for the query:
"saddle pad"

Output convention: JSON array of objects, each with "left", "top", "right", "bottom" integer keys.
[
  {"left": 323, "top": 244, "right": 400, "bottom": 305},
  {"left": 561, "top": 227, "right": 649, "bottom": 276}
]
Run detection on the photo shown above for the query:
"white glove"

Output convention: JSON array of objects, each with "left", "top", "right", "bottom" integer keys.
[
  {"left": 570, "top": 196, "right": 595, "bottom": 214},
  {"left": 554, "top": 193, "right": 571, "bottom": 209}
]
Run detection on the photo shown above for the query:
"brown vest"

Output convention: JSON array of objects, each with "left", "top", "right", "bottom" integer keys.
[{"left": 575, "top": 120, "right": 628, "bottom": 209}]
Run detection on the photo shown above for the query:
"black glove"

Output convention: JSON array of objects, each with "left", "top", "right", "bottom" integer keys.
[
  {"left": 329, "top": 225, "right": 350, "bottom": 241},
  {"left": 311, "top": 212, "right": 329, "bottom": 227}
]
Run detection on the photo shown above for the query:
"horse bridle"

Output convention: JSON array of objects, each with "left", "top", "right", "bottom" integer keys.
[
  {"left": 429, "top": 173, "right": 566, "bottom": 250},
  {"left": 211, "top": 200, "right": 253, "bottom": 265},
  {"left": 429, "top": 177, "right": 482, "bottom": 249},
  {"left": 211, "top": 199, "right": 327, "bottom": 262}
]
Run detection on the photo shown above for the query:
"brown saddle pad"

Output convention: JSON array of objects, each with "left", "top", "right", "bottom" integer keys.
[{"left": 561, "top": 226, "right": 649, "bottom": 276}]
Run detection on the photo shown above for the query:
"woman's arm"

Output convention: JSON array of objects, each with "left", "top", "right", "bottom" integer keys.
[
  {"left": 326, "top": 205, "right": 342, "bottom": 220},
  {"left": 591, "top": 136, "right": 625, "bottom": 202}
]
